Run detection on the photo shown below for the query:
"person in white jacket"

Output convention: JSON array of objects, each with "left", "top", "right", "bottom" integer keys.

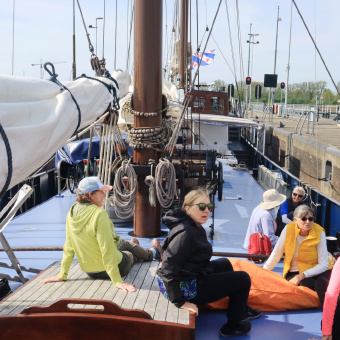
[{"left": 243, "top": 189, "right": 286, "bottom": 250}]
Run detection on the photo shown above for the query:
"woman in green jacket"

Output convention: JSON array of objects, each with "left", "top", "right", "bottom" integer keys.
[{"left": 41, "top": 176, "right": 161, "bottom": 292}]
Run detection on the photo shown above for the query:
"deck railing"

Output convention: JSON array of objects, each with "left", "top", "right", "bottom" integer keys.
[{"left": 243, "top": 136, "right": 340, "bottom": 237}]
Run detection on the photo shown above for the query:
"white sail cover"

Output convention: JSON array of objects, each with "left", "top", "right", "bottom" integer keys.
[{"left": 0, "top": 75, "right": 119, "bottom": 192}]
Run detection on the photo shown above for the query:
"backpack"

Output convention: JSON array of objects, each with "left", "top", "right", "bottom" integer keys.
[
  {"left": 0, "top": 278, "right": 12, "bottom": 301},
  {"left": 248, "top": 232, "right": 272, "bottom": 262}
]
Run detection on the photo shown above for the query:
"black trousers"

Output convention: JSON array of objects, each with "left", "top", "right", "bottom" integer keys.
[
  {"left": 190, "top": 258, "right": 251, "bottom": 324},
  {"left": 286, "top": 269, "right": 332, "bottom": 306}
]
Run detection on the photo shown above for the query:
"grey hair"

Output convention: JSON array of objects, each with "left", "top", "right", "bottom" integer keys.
[
  {"left": 293, "top": 186, "right": 305, "bottom": 195},
  {"left": 293, "top": 205, "right": 314, "bottom": 218}
]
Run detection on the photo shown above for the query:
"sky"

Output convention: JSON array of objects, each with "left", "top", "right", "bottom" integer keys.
[{"left": 1, "top": 0, "right": 340, "bottom": 92}]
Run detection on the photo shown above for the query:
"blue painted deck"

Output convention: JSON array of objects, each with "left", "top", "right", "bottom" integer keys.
[{"left": 1, "top": 164, "right": 324, "bottom": 339}]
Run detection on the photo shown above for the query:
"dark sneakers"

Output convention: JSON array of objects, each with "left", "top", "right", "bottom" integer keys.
[
  {"left": 245, "top": 305, "right": 262, "bottom": 320},
  {"left": 219, "top": 306, "right": 261, "bottom": 337},
  {"left": 219, "top": 320, "right": 251, "bottom": 337}
]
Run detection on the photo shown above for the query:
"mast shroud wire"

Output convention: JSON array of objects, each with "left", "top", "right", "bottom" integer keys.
[
  {"left": 292, "top": 0, "right": 340, "bottom": 96},
  {"left": 191, "top": 0, "right": 222, "bottom": 86},
  {"left": 76, "top": 0, "right": 94, "bottom": 54}
]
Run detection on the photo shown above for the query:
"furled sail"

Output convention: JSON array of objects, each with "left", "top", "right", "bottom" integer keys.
[{"left": 0, "top": 74, "right": 120, "bottom": 193}]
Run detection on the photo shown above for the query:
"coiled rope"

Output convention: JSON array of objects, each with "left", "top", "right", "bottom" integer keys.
[
  {"left": 155, "top": 158, "right": 178, "bottom": 208},
  {"left": 0, "top": 124, "right": 13, "bottom": 199},
  {"left": 144, "top": 160, "right": 157, "bottom": 207},
  {"left": 112, "top": 159, "right": 137, "bottom": 219}
]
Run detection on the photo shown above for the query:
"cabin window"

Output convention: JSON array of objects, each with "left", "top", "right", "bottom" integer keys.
[
  {"left": 193, "top": 97, "right": 205, "bottom": 110},
  {"left": 325, "top": 160, "right": 332, "bottom": 182},
  {"left": 210, "top": 97, "right": 224, "bottom": 114}
]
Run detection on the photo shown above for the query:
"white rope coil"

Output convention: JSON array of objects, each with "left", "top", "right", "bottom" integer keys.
[
  {"left": 112, "top": 159, "right": 137, "bottom": 219},
  {"left": 145, "top": 174, "right": 157, "bottom": 207},
  {"left": 155, "top": 158, "right": 178, "bottom": 208}
]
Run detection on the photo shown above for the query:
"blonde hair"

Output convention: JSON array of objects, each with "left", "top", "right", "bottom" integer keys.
[{"left": 182, "top": 187, "right": 210, "bottom": 211}]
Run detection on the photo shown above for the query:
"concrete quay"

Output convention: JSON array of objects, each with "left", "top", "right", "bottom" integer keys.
[{"left": 248, "top": 110, "right": 340, "bottom": 202}]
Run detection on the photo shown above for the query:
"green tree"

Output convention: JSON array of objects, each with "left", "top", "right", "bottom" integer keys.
[{"left": 212, "top": 79, "right": 227, "bottom": 91}]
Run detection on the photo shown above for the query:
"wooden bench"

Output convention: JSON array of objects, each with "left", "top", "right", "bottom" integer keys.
[{"left": 0, "top": 260, "right": 195, "bottom": 340}]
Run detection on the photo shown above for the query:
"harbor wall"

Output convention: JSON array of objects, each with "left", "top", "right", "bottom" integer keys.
[{"left": 264, "top": 124, "right": 340, "bottom": 202}]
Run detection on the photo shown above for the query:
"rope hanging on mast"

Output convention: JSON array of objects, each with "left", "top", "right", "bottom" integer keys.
[
  {"left": 111, "top": 159, "right": 137, "bottom": 219},
  {"left": 155, "top": 158, "right": 178, "bottom": 208}
]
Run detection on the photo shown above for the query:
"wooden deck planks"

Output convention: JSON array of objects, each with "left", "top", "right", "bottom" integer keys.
[{"left": 0, "top": 260, "right": 191, "bottom": 326}]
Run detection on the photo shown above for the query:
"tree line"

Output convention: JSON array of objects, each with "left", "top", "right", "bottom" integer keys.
[{"left": 204, "top": 80, "right": 340, "bottom": 105}]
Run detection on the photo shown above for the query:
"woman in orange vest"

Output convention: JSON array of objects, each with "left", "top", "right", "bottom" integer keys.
[{"left": 263, "top": 205, "right": 332, "bottom": 305}]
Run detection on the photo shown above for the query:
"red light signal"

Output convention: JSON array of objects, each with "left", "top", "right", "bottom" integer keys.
[
  {"left": 280, "top": 82, "right": 285, "bottom": 89},
  {"left": 246, "top": 77, "right": 251, "bottom": 85}
]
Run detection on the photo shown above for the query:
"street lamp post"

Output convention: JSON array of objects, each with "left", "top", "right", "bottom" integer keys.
[
  {"left": 89, "top": 17, "right": 103, "bottom": 55},
  {"left": 246, "top": 23, "right": 259, "bottom": 110}
]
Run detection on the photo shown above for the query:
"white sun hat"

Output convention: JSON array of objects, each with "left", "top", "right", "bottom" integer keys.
[
  {"left": 259, "top": 189, "right": 286, "bottom": 210},
  {"left": 77, "top": 176, "right": 112, "bottom": 194}
]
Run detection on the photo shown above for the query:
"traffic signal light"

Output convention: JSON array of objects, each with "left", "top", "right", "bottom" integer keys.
[
  {"left": 255, "top": 85, "right": 262, "bottom": 99},
  {"left": 228, "top": 84, "right": 234, "bottom": 97},
  {"left": 280, "top": 82, "right": 285, "bottom": 89},
  {"left": 246, "top": 77, "right": 251, "bottom": 85}
]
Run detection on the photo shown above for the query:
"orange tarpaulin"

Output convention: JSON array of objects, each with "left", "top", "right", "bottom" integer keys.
[{"left": 201, "top": 259, "right": 320, "bottom": 312}]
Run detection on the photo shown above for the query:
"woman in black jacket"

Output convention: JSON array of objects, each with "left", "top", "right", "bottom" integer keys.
[{"left": 157, "top": 187, "right": 261, "bottom": 337}]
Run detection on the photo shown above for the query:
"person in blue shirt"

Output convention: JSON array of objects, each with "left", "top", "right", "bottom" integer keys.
[{"left": 275, "top": 186, "right": 305, "bottom": 236}]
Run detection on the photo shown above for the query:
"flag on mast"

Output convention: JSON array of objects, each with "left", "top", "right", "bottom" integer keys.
[{"left": 191, "top": 49, "right": 215, "bottom": 70}]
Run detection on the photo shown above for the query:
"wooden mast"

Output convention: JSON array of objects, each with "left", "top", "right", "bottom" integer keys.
[{"left": 133, "top": 0, "right": 162, "bottom": 237}]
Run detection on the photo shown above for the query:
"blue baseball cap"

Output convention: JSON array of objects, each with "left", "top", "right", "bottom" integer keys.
[{"left": 77, "top": 176, "right": 112, "bottom": 194}]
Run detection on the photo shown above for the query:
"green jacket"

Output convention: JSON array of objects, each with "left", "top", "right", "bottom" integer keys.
[{"left": 58, "top": 203, "right": 123, "bottom": 286}]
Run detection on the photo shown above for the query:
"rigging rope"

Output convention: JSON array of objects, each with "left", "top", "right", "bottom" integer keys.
[
  {"left": 44, "top": 62, "right": 82, "bottom": 136},
  {"left": 114, "top": 0, "right": 118, "bottom": 70},
  {"left": 102, "top": 0, "right": 106, "bottom": 60},
  {"left": 126, "top": 1, "right": 134, "bottom": 72},
  {"left": 76, "top": 0, "right": 94, "bottom": 54},
  {"left": 292, "top": 0, "right": 340, "bottom": 96},
  {"left": 225, "top": 0, "right": 242, "bottom": 108},
  {"left": 211, "top": 33, "right": 236, "bottom": 78},
  {"left": 164, "top": 95, "right": 191, "bottom": 156},
  {"left": 112, "top": 159, "right": 137, "bottom": 219},
  {"left": 0, "top": 124, "right": 13, "bottom": 200},
  {"left": 235, "top": 0, "right": 245, "bottom": 110},
  {"left": 191, "top": 0, "right": 222, "bottom": 86},
  {"left": 155, "top": 158, "right": 178, "bottom": 208}
]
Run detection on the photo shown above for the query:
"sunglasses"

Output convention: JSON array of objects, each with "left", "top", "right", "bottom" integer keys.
[
  {"left": 188, "top": 203, "right": 215, "bottom": 212},
  {"left": 293, "top": 193, "right": 304, "bottom": 198},
  {"left": 300, "top": 216, "right": 314, "bottom": 222}
]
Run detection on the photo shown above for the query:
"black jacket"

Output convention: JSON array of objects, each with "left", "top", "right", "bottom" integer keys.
[
  {"left": 275, "top": 197, "right": 303, "bottom": 236},
  {"left": 157, "top": 208, "right": 213, "bottom": 307}
]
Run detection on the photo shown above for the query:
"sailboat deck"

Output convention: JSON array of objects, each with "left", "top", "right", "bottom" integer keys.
[
  {"left": 0, "top": 163, "right": 326, "bottom": 339},
  {"left": 0, "top": 260, "right": 191, "bottom": 323}
]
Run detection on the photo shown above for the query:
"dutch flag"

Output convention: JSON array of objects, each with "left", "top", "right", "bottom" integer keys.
[{"left": 191, "top": 49, "right": 215, "bottom": 70}]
